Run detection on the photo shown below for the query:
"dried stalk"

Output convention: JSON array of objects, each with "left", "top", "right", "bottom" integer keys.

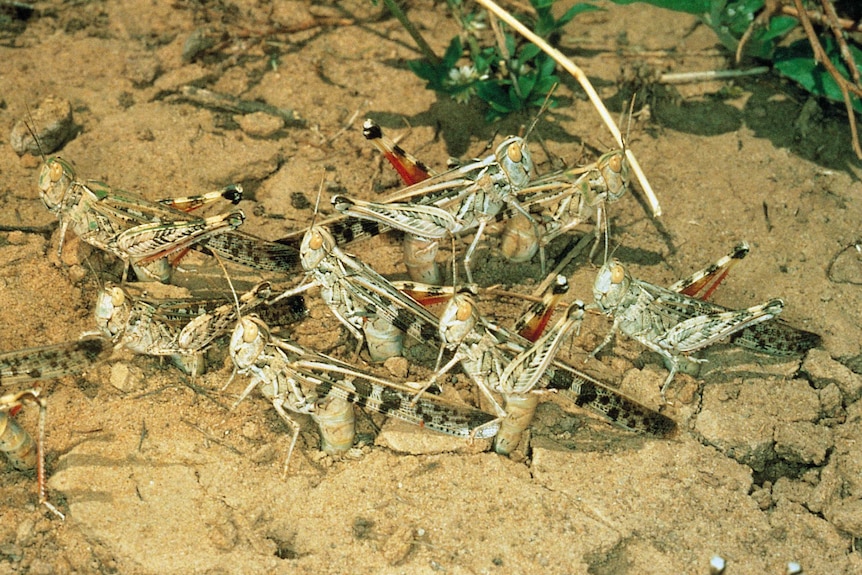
[{"left": 793, "top": 0, "right": 862, "bottom": 159}]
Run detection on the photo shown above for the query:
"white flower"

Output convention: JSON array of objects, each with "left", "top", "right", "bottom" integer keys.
[{"left": 447, "top": 65, "right": 479, "bottom": 86}]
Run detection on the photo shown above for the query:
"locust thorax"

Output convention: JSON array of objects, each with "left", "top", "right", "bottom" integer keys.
[
  {"left": 94, "top": 284, "right": 130, "bottom": 340},
  {"left": 439, "top": 292, "right": 479, "bottom": 346}
]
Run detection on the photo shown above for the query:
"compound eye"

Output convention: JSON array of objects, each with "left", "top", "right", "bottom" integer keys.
[
  {"left": 108, "top": 287, "right": 125, "bottom": 307},
  {"left": 50, "top": 161, "right": 64, "bottom": 183},
  {"left": 455, "top": 299, "right": 473, "bottom": 322},
  {"left": 608, "top": 154, "right": 623, "bottom": 174},
  {"left": 242, "top": 319, "right": 259, "bottom": 343},
  {"left": 308, "top": 231, "right": 324, "bottom": 251},
  {"left": 507, "top": 142, "right": 523, "bottom": 164},
  {"left": 610, "top": 262, "right": 626, "bottom": 284}
]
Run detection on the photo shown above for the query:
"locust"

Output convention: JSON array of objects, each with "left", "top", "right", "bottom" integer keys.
[
  {"left": 271, "top": 224, "right": 442, "bottom": 357},
  {"left": 423, "top": 286, "right": 675, "bottom": 454},
  {"left": 38, "top": 156, "right": 300, "bottom": 280},
  {"left": 590, "top": 257, "right": 785, "bottom": 401},
  {"left": 355, "top": 119, "right": 632, "bottom": 277},
  {"left": 501, "top": 146, "right": 630, "bottom": 264},
  {"left": 94, "top": 281, "right": 307, "bottom": 375},
  {"left": 0, "top": 336, "right": 113, "bottom": 519},
  {"left": 226, "top": 314, "right": 501, "bottom": 474}
]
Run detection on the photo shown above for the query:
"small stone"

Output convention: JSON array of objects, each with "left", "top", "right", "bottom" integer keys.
[
  {"left": 819, "top": 383, "right": 844, "bottom": 420},
  {"left": 383, "top": 356, "right": 409, "bottom": 379},
  {"left": 10, "top": 96, "right": 74, "bottom": 155},
  {"left": 241, "top": 421, "right": 260, "bottom": 440},
  {"left": 771, "top": 477, "right": 814, "bottom": 506},
  {"left": 750, "top": 484, "right": 772, "bottom": 510},
  {"left": 248, "top": 445, "right": 276, "bottom": 464},
  {"left": 110, "top": 363, "right": 142, "bottom": 392},
  {"left": 236, "top": 111, "right": 284, "bottom": 138}
]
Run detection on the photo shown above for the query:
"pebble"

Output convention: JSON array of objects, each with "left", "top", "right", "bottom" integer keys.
[
  {"left": 383, "top": 356, "right": 409, "bottom": 379},
  {"left": 10, "top": 96, "right": 74, "bottom": 156},
  {"left": 773, "top": 421, "right": 832, "bottom": 465},
  {"left": 110, "top": 363, "right": 142, "bottom": 392}
]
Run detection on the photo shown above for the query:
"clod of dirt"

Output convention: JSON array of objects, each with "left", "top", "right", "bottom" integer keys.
[
  {"left": 375, "top": 419, "right": 491, "bottom": 455},
  {"left": 804, "top": 349, "right": 862, "bottom": 402},
  {"left": 237, "top": 111, "right": 284, "bottom": 138}
]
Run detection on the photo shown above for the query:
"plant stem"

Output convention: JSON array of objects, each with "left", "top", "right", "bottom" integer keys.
[{"left": 380, "top": 0, "right": 440, "bottom": 65}]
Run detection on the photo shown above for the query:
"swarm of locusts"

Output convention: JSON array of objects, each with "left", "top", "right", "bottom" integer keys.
[{"left": 2, "top": 112, "right": 821, "bottom": 521}]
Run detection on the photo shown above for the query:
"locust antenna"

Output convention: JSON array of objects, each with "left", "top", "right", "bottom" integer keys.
[
  {"left": 24, "top": 105, "right": 48, "bottom": 163},
  {"left": 523, "top": 83, "right": 558, "bottom": 145},
  {"left": 309, "top": 172, "right": 327, "bottom": 230}
]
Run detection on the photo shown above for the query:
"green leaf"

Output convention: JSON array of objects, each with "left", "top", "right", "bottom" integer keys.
[
  {"left": 520, "top": 43, "right": 542, "bottom": 62},
  {"left": 518, "top": 72, "right": 538, "bottom": 98},
  {"left": 774, "top": 37, "right": 862, "bottom": 113},
  {"left": 606, "top": 0, "right": 711, "bottom": 15},
  {"left": 557, "top": 3, "right": 603, "bottom": 27},
  {"left": 442, "top": 35, "right": 463, "bottom": 68}
]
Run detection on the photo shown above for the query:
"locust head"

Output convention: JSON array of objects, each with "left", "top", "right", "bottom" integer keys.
[
  {"left": 593, "top": 260, "right": 631, "bottom": 313},
  {"left": 496, "top": 137, "right": 534, "bottom": 190},
  {"left": 94, "top": 284, "right": 131, "bottom": 341},
  {"left": 229, "top": 315, "right": 269, "bottom": 371},
  {"left": 38, "top": 157, "right": 76, "bottom": 212},
  {"left": 300, "top": 226, "right": 334, "bottom": 271},
  {"left": 595, "top": 149, "right": 630, "bottom": 203}
]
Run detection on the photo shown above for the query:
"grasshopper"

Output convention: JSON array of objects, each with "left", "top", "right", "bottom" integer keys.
[
  {"left": 227, "top": 315, "right": 500, "bottom": 474},
  {"left": 356, "top": 119, "right": 631, "bottom": 277},
  {"left": 424, "top": 287, "right": 674, "bottom": 454},
  {"left": 94, "top": 281, "right": 306, "bottom": 375},
  {"left": 510, "top": 243, "right": 819, "bottom": 357},
  {"left": 331, "top": 132, "right": 540, "bottom": 284},
  {"left": 590, "top": 258, "right": 785, "bottom": 401},
  {"left": 38, "top": 156, "right": 300, "bottom": 280},
  {"left": 501, "top": 146, "right": 630, "bottom": 263},
  {"left": 1, "top": 337, "right": 113, "bottom": 519},
  {"left": 272, "top": 224, "right": 442, "bottom": 357}
]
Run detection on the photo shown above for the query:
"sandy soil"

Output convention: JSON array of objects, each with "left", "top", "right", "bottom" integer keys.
[{"left": 2, "top": 1, "right": 862, "bottom": 574}]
